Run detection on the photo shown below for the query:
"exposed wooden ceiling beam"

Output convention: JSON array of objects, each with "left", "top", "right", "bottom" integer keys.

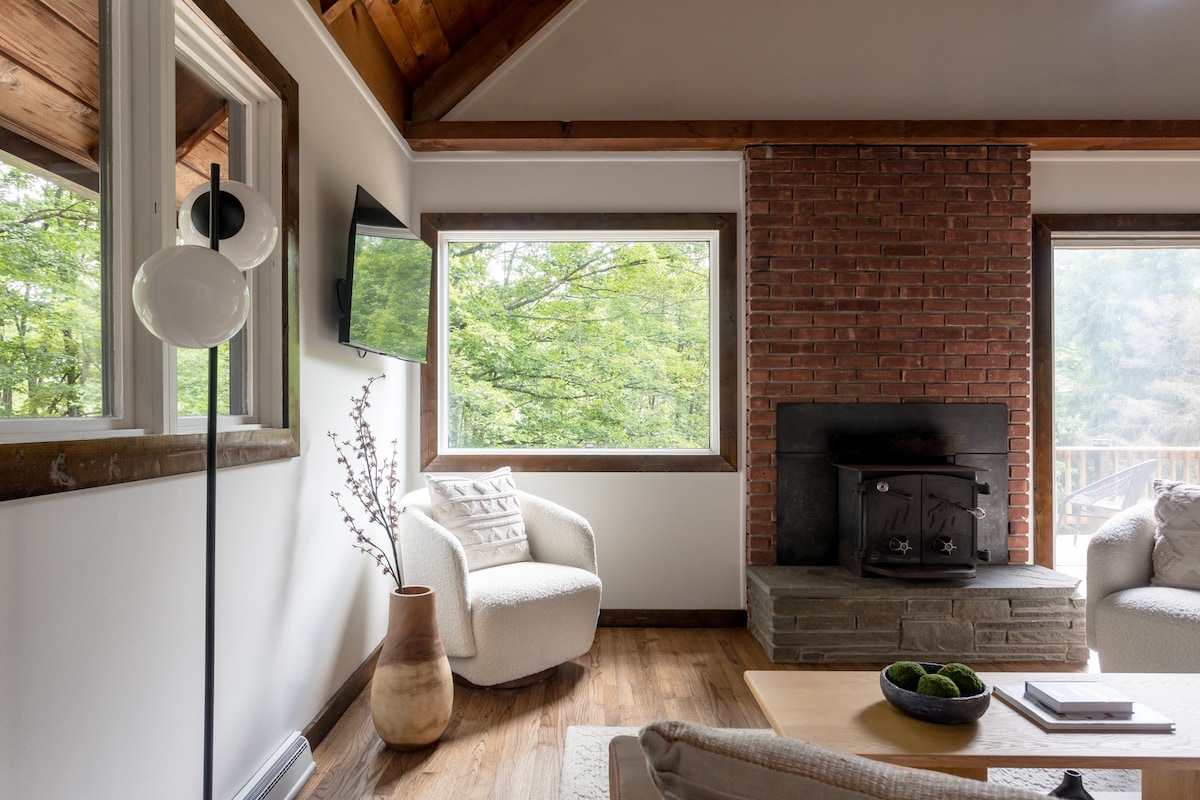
[
  {"left": 401, "top": 119, "right": 1200, "bottom": 152},
  {"left": 410, "top": 0, "right": 573, "bottom": 123},
  {"left": 322, "top": 0, "right": 356, "bottom": 24},
  {"left": 0, "top": 126, "right": 97, "bottom": 193}
]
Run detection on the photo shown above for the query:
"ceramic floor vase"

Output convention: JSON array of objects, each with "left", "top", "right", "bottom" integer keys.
[
  {"left": 1048, "top": 769, "right": 1095, "bottom": 799},
  {"left": 370, "top": 585, "right": 454, "bottom": 750}
]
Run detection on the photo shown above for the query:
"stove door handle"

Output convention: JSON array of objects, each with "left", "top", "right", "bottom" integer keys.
[{"left": 929, "top": 492, "right": 986, "bottom": 519}]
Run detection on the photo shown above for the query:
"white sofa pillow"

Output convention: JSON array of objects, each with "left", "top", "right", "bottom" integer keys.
[
  {"left": 1151, "top": 479, "right": 1200, "bottom": 591},
  {"left": 424, "top": 467, "right": 532, "bottom": 571}
]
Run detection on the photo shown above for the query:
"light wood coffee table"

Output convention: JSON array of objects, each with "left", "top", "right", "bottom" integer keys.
[{"left": 745, "top": 670, "right": 1200, "bottom": 799}]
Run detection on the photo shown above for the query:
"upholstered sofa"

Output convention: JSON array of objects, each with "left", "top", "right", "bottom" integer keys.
[
  {"left": 609, "top": 721, "right": 1044, "bottom": 799},
  {"left": 1086, "top": 494, "right": 1200, "bottom": 672}
]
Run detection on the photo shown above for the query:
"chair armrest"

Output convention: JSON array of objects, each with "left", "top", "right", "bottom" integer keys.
[
  {"left": 1085, "top": 503, "right": 1156, "bottom": 649},
  {"left": 610, "top": 735, "right": 661, "bottom": 800},
  {"left": 516, "top": 489, "right": 599, "bottom": 574},
  {"left": 396, "top": 504, "right": 475, "bottom": 656}
]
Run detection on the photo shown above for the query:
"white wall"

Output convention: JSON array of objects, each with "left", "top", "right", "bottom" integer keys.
[
  {"left": 412, "top": 152, "right": 747, "bottom": 610},
  {"left": 0, "top": 0, "right": 417, "bottom": 796},
  {"left": 1031, "top": 152, "right": 1200, "bottom": 213}
]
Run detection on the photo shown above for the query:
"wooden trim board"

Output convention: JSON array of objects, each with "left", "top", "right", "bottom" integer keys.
[
  {"left": 599, "top": 609, "right": 747, "bottom": 628},
  {"left": 303, "top": 643, "right": 381, "bottom": 750}
]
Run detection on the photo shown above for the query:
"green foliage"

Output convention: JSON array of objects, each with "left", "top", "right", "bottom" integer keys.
[
  {"left": 1054, "top": 247, "right": 1200, "bottom": 448},
  {"left": 177, "top": 343, "right": 233, "bottom": 416},
  {"left": 0, "top": 162, "right": 102, "bottom": 418},
  {"left": 445, "top": 238, "right": 712, "bottom": 450},
  {"left": 347, "top": 233, "right": 432, "bottom": 362}
]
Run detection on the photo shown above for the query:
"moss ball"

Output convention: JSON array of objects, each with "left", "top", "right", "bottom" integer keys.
[
  {"left": 916, "top": 673, "right": 962, "bottom": 698},
  {"left": 886, "top": 661, "right": 927, "bottom": 691},
  {"left": 937, "top": 663, "right": 985, "bottom": 696}
]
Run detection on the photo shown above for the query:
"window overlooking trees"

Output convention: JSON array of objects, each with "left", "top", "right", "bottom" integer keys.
[
  {"left": 1055, "top": 246, "right": 1200, "bottom": 449},
  {"left": 0, "top": 0, "right": 298, "bottom": 501},
  {"left": 1049, "top": 241, "right": 1200, "bottom": 577},
  {"left": 0, "top": 161, "right": 103, "bottom": 419},
  {"left": 421, "top": 213, "right": 737, "bottom": 472},
  {"left": 1032, "top": 215, "right": 1200, "bottom": 570}
]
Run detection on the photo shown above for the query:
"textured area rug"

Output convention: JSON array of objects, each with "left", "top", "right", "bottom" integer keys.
[{"left": 559, "top": 725, "right": 1140, "bottom": 800}]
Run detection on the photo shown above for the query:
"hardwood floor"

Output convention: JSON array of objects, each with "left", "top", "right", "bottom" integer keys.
[{"left": 295, "top": 627, "right": 1087, "bottom": 800}]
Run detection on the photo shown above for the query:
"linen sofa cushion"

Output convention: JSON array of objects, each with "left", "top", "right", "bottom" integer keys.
[
  {"left": 638, "top": 720, "right": 1044, "bottom": 800},
  {"left": 424, "top": 467, "right": 531, "bottom": 571},
  {"left": 1150, "top": 479, "right": 1200, "bottom": 591}
]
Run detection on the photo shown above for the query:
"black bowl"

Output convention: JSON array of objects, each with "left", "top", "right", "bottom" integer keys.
[{"left": 879, "top": 662, "right": 991, "bottom": 724}]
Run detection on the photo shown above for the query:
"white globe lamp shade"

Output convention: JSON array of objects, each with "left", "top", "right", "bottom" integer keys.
[
  {"left": 178, "top": 179, "right": 278, "bottom": 270},
  {"left": 132, "top": 245, "right": 250, "bottom": 348}
]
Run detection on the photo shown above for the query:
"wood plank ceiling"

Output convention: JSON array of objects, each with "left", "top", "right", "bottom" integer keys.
[
  {"left": 307, "top": 0, "right": 572, "bottom": 124},
  {"left": 0, "top": 0, "right": 229, "bottom": 205}
]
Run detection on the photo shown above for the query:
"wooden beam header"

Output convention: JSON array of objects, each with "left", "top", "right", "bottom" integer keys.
[{"left": 402, "top": 119, "right": 1200, "bottom": 152}]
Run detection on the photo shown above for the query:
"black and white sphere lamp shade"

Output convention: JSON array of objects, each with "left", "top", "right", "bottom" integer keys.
[
  {"left": 132, "top": 245, "right": 250, "bottom": 349},
  {"left": 178, "top": 179, "right": 278, "bottom": 270}
]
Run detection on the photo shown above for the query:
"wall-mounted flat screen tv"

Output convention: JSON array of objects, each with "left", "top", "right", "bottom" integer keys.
[{"left": 336, "top": 185, "right": 434, "bottom": 363}]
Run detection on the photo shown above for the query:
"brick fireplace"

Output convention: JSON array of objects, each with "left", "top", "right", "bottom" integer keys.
[
  {"left": 745, "top": 144, "right": 1033, "bottom": 568},
  {"left": 740, "top": 145, "right": 1083, "bottom": 664}
]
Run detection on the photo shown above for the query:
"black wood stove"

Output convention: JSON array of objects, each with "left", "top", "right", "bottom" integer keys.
[{"left": 832, "top": 433, "right": 990, "bottom": 579}]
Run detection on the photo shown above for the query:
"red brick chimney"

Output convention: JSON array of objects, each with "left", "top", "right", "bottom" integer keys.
[{"left": 745, "top": 144, "right": 1032, "bottom": 566}]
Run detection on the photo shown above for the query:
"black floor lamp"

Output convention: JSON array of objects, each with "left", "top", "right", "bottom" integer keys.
[{"left": 132, "top": 163, "right": 277, "bottom": 800}]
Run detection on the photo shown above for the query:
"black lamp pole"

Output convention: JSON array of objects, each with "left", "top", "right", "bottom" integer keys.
[{"left": 203, "top": 162, "right": 220, "bottom": 800}]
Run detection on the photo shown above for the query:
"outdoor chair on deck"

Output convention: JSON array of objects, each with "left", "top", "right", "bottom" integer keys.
[{"left": 1057, "top": 459, "right": 1158, "bottom": 542}]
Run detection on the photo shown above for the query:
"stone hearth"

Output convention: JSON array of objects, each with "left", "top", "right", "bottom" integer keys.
[{"left": 748, "top": 565, "right": 1087, "bottom": 664}]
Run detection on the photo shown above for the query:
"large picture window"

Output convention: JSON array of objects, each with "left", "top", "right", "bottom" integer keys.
[
  {"left": 1032, "top": 214, "right": 1200, "bottom": 567},
  {"left": 421, "top": 213, "right": 737, "bottom": 472},
  {"left": 0, "top": 0, "right": 299, "bottom": 500}
]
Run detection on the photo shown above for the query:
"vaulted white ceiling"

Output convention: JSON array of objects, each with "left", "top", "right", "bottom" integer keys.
[{"left": 446, "top": 0, "right": 1200, "bottom": 122}]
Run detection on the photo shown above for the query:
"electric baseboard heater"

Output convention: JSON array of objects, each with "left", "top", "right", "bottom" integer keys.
[{"left": 232, "top": 732, "right": 315, "bottom": 800}]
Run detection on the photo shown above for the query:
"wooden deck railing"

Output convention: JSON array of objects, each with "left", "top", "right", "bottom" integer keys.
[{"left": 1056, "top": 446, "right": 1200, "bottom": 508}]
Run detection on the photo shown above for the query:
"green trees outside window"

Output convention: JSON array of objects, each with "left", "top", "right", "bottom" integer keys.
[
  {"left": 1055, "top": 246, "right": 1200, "bottom": 448},
  {"left": 0, "top": 161, "right": 103, "bottom": 419},
  {"left": 446, "top": 238, "right": 713, "bottom": 451}
]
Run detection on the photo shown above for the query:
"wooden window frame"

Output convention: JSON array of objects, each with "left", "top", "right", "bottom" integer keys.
[
  {"left": 419, "top": 212, "right": 738, "bottom": 473},
  {"left": 1031, "top": 213, "right": 1200, "bottom": 566},
  {"left": 0, "top": 0, "right": 299, "bottom": 502}
]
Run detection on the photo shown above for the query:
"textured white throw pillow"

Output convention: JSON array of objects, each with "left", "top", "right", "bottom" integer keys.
[
  {"left": 1151, "top": 479, "right": 1200, "bottom": 591},
  {"left": 424, "top": 467, "right": 531, "bottom": 571}
]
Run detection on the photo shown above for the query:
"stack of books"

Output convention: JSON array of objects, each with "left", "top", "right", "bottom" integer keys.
[{"left": 993, "top": 680, "right": 1175, "bottom": 732}]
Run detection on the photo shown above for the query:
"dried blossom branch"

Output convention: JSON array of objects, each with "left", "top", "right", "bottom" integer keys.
[{"left": 328, "top": 375, "right": 404, "bottom": 591}]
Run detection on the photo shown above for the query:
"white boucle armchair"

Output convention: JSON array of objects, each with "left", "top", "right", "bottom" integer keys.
[
  {"left": 1086, "top": 503, "right": 1200, "bottom": 672},
  {"left": 397, "top": 487, "right": 602, "bottom": 687}
]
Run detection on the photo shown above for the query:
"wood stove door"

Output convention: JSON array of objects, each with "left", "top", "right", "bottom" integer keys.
[
  {"left": 862, "top": 474, "right": 923, "bottom": 566},
  {"left": 921, "top": 474, "right": 978, "bottom": 564}
]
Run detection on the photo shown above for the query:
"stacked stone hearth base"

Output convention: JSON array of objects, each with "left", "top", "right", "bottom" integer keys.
[{"left": 748, "top": 565, "right": 1088, "bottom": 664}]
